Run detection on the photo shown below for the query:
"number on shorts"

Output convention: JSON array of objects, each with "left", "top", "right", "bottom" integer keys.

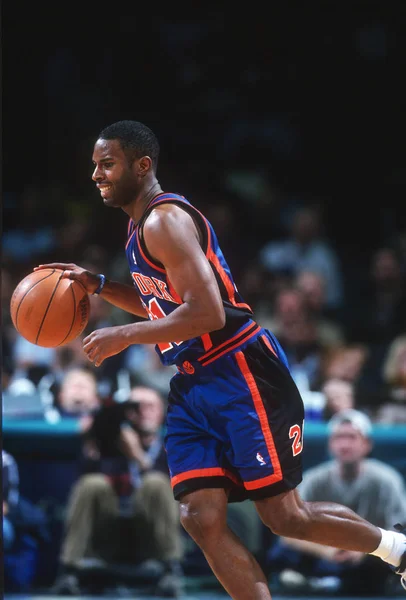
[{"left": 289, "top": 421, "right": 304, "bottom": 457}]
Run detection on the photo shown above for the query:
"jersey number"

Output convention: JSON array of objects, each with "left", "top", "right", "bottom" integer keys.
[
  {"left": 146, "top": 298, "right": 182, "bottom": 353},
  {"left": 289, "top": 421, "right": 304, "bottom": 457}
]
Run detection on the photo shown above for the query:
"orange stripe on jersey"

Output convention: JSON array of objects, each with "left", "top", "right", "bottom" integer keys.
[
  {"left": 199, "top": 321, "right": 255, "bottom": 362},
  {"left": 208, "top": 249, "right": 252, "bottom": 311},
  {"left": 171, "top": 467, "right": 241, "bottom": 488},
  {"left": 125, "top": 228, "right": 136, "bottom": 250},
  {"left": 201, "top": 326, "right": 260, "bottom": 367},
  {"left": 261, "top": 334, "right": 278, "bottom": 357},
  {"left": 235, "top": 351, "right": 283, "bottom": 489},
  {"left": 201, "top": 333, "right": 213, "bottom": 351},
  {"left": 167, "top": 278, "right": 182, "bottom": 304},
  {"left": 144, "top": 196, "right": 213, "bottom": 258},
  {"left": 136, "top": 229, "right": 166, "bottom": 274}
]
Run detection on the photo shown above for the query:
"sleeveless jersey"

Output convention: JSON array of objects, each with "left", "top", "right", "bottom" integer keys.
[{"left": 125, "top": 193, "right": 259, "bottom": 367}]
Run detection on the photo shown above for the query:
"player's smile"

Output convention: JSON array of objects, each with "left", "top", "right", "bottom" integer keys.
[{"left": 97, "top": 183, "right": 113, "bottom": 198}]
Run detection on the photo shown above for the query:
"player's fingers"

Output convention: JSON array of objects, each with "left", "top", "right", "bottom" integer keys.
[
  {"left": 83, "top": 334, "right": 95, "bottom": 348},
  {"left": 33, "top": 263, "right": 76, "bottom": 271}
]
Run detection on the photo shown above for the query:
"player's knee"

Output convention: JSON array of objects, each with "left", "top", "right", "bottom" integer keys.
[
  {"left": 179, "top": 497, "right": 225, "bottom": 544},
  {"left": 262, "top": 504, "right": 311, "bottom": 539}
]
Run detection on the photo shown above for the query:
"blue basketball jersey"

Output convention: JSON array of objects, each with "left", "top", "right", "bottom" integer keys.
[{"left": 125, "top": 193, "right": 257, "bottom": 367}]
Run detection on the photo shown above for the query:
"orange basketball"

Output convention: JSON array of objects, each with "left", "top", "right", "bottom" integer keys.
[{"left": 10, "top": 268, "right": 90, "bottom": 347}]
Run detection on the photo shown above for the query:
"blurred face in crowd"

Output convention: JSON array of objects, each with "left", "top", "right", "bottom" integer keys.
[
  {"left": 371, "top": 248, "right": 402, "bottom": 286},
  {"left": 275, "top": 289, "right": 306, "bottom": 324},
  {"left": 329, "top": 422, "right": 372, "bottom": 465},
  {"left": 127, "top": 386, "right": 164, "bottom": 434},
  {"left": 324, "top": 346, "right": 368, "bottom": 383},
  {"left": 58, "top": 368, "right": 100, "bottom": 414},
  {"left": 296, "top": 270, "right": 326, "bottom": 313},
  {"left": 291, "top": 208, "right": 321, "bottom": 245},
  {"left": 322, "top": 378, "right": 354, "bottom": 415}
]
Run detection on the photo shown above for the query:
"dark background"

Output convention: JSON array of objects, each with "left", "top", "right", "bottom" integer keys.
[{"left": 4, "top": 3, "right": 406, "bottom": 256}]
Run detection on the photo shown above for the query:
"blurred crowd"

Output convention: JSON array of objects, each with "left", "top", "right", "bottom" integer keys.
[{"left": 3, "top": 188, "right": 406, "bottom": 426}]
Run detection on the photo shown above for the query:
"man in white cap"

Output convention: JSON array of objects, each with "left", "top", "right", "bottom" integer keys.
[{"left": 268, "top": 409, "right": 406, "bottom": 595}]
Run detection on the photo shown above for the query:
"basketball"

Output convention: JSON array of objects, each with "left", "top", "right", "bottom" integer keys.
[{"left": 10, "top": 268, "right": 90, "bottom": 348}]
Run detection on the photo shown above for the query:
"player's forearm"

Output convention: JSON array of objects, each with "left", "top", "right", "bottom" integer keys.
[
  {"left": 122, "top": 302, "right": 225, "bottom": 345},
  {"left": 99, "top": 281, "right": 148, "bottom": 319}
]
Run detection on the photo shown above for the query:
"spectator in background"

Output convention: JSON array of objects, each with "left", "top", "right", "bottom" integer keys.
[
  {"left": 268, "top": 409, "right": 406, "bottom": 596},
  {"left": 321, "top": 344, "right": 369, "bottom": 387},
  {"left": 3, "top": 449, "right": 50, "bottom": 592},
  {"left": 55, "top": 366, "right": 101, "bottom": 418},
  {"left": 321, "top": 378, "right": 355, "bottom": 421},
  {"left": 3, "top": 449, "right": 20, "bottom": 551},
  {"left": 295, "top": 270, "right": 345, "bottom": 348},
  {"left": 376, "top": 334, "right": 406, "bottom": 423},
  {"left": 347, "top": 247, "right": 406, "bottom": 347},
  {"left": 124, "top": 344, "right": 177, "bottom": 398},
  {"left": 259, "top": 205, "right": 344, "bottom": 313},
  {"left": 259, "top": 287, "right": 327, "bottom": 392},
  {"left": 52, "top": 385, "right": 183, "bottom": 597}
]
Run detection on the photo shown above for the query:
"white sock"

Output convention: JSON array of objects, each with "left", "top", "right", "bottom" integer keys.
[{"left": 369, "top": 528, "right": 405, "bottom": 567}]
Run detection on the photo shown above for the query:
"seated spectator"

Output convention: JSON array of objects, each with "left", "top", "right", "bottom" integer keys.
[
  {"left": 124, "top": 344, "right": 177, "bottom": 398},
  {"left": 52, "top": 385, "right": 183, "bottom": 597},
  {"left": 321, "top": 378, "right": 355, "bottom": 421},
  {"left": 259, "top": 205, "right": 344, "bottom": 312},
  {"left": 259, "top": 287, "right": 328, "bottom": 393},
  {"left": 267, "top": 409, "right": 406, "bottom": 596},
  {"left": 54, "top": 366, "right": 102, "bottom": 418},
  {"left": 376, "top": 334, "right": 406, "bottom": 423},
  {"left": 345, "top": 246, "right": 406, "bottom": 347},
  {"left": 3, "top": 450, "right": 50, "bottom": 592},
  {"left": 294, "top": 269, "right": 346, "bottom": 348},
  {"left": 321, "top": 344, "right": 370, "bottom": 386}
]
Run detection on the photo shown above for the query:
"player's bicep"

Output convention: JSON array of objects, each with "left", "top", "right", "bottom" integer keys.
[{"left": 143, "top": 209, "right": 223, "bottom": 312}]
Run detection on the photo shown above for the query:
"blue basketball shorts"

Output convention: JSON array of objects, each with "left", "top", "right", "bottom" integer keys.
[{"left": 165, "top": 328, "right": 305, "bottom": 502}]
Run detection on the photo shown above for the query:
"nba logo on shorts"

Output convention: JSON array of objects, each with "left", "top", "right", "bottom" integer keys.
[{"left": 256, "top": 452, "right": 266, "bottom": 466}]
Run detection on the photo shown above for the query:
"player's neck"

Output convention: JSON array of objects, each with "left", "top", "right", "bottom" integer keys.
[{"left": 129, "top": 181, "right": 164, "bottom": 224}]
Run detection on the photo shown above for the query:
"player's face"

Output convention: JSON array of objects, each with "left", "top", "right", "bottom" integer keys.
[{"left": 92, "top": 139, "right": 140, "bottom": 208}]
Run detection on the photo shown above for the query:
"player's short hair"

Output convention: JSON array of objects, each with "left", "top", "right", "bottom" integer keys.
[{"left": 98, "top": 120, "right": 160, "bottom": 170}]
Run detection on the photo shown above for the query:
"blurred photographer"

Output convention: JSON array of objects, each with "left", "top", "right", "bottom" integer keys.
[{"left": 52, "top": 385, "right": 183, "bottom": 596}]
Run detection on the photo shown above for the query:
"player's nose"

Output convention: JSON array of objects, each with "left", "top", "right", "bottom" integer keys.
[{"left": 92, "top": 165, "right": 102, "bottom": 181}]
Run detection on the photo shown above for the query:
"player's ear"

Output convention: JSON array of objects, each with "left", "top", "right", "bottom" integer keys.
[{"left": 138, "top": 156, "right": 152, "bottom": 177}]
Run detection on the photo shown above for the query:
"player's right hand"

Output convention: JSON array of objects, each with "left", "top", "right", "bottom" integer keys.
[{"left": 33, "top": 263, "right": 101, "bottom": 295}]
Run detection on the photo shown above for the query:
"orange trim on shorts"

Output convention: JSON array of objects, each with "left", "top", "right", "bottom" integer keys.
[
  {"left": 235, "top": 351, "right": 283, "bottom": 490},
  {"left": 171, "top": 467, "right": 241, "bottom": 488}
]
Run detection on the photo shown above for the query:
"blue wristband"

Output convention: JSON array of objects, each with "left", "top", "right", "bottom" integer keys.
[{"left": 93, "top": 274, "right": 107, "bottom": 296}]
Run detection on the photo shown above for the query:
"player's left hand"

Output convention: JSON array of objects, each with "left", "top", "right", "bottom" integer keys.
[{"left": 83, "top": 326, "right": 129, "bottom": 367}]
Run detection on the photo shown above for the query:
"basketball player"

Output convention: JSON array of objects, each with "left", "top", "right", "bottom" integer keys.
[{"left": 35, "top": 120, "right": 406, "bottom": 598}]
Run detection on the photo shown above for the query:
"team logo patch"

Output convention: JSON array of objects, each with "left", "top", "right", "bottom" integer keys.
[
  {"left": 256, "top": 452, "right": 266, "bottom": 466},
  {"left": 182, "top": 361, "right": 195, "bottom": 374}
]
